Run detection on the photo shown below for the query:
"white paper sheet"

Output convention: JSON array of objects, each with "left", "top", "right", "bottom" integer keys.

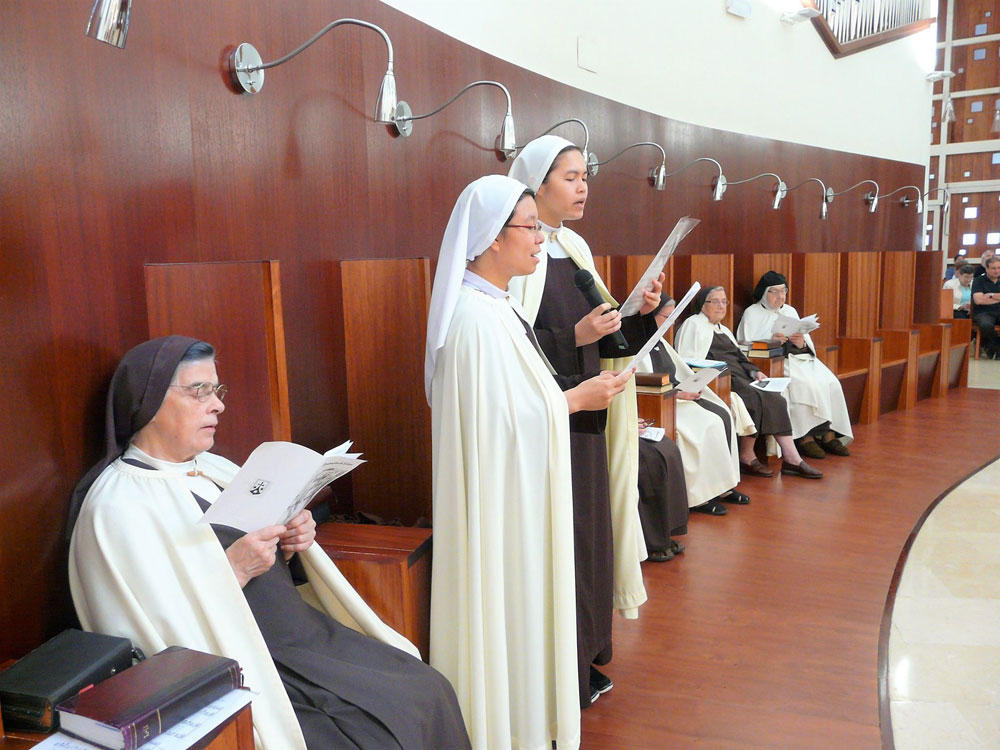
[
  {"left": 671, "top": 367, "right": 719, "bottom": 395},
  {"left": 37, "top": 690, "right": 253, "bottom": 750},
  {"left": 199, "top": 441, "right": 364, "bottom": 531},
  {"left": 772, "top": 313, "right": 819, "bottom": 337},
  {"left": 618, "top": 217, "right": 700, "bottom": 316},
  {"left": 639, "top": 426, "right": 665, "bottom": 442},
  {"left": 623, "top": 282, "right": 701, "bottom": 373},
  {"left": 750, "top": 377, "right": 791, "bottom": 393}
]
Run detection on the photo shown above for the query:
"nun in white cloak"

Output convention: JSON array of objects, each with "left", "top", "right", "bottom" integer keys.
[
  {"left": 427, "top": 174, "right": 630, "bottom": 750},
  {"left": 636, "top": 295, "right": 745, "bottom": 515},
  {"left": 736, "top": 271, "right": 852, "bottom": 456}
]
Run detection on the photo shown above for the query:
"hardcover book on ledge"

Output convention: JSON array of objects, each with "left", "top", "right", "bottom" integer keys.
[{"left": 55, "top": 646, "right": 241, "bottom": 750}]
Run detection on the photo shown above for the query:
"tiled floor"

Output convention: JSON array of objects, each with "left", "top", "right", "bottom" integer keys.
[
  {"left": 888, "top": 457, "right": 1000, "bottom": 749},
  {"left": 968, "top": 355, "right": 1000, "bottom": 390}
]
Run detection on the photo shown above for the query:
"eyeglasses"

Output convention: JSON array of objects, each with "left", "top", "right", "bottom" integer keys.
[
  {"left": 706, "top": 299, "right": 729, "bottom": 307},
  {"left": 169, "top": 382, "right": 229, "bottom": 402},
  {"left": 504, "top": 222, "right": 543, "bottom": 233}
]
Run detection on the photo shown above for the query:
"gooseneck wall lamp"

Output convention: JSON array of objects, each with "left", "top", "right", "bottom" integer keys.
[
  {"left": 392, "top": 81, "right": 517, "bottom": 159},
  {"left": 86, "top": 0, "right": 132, "bottom": 48},
  {"left": 658, "top": 158, "right": 728, "bottom": 200},
  {"left": 921, "top": 187, "right": 951, "bottom": 215},
  {"left": 725, "top": 172, "right": 788, "bottom": 210},
  {"left": 227, "top": 19, "right": 398, "bottom": 125},
  {"left": 831, "top": 179, "right": 880, "bottom": 213},
  {"left": 589, "top": 142, "right": 668, "bottom": 190},
  {"left": 785, "top": 177, "right": 834, "bottom": 220},
  {"left": 882, "top": 185, "right": 923, "bottom": 213}
]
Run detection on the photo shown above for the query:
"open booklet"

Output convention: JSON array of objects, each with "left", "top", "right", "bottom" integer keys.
[
  {"left": 199, "top": 441, "right": 364, "bottom": 532},
  {"left": 670, "top": 367, "right": 720, "bottom": 395},
  {"left": 622, "top": 282, "right": 701, "bottom": 372},
  {"left": 617, "top": 217, "right": 700, "bottom": 317},
  {"left": 772, "top": 313, "right": 819, "bottom": 337},
  {"left": 750, "top": 377, "right": 791, "bottom": 393}
]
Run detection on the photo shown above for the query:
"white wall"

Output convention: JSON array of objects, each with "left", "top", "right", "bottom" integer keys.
[{"left": 381, "top": 0, "right": 934, "bottom": 166}]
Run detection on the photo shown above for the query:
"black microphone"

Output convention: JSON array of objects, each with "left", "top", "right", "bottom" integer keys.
[{"left": 573, "top": 269, "right": 628, "bottom": 350}]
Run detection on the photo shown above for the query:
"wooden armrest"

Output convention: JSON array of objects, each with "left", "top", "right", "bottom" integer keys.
[
  {"left": 876, "top": 328, "right": 918, "bottom": 362},
  {"left": 837, "top": 337, "right": 878, "bottom": 374}
]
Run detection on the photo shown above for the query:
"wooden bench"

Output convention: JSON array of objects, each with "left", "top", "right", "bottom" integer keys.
[{"left": 315, "top": 523, "right": 433, "bottom": 661}]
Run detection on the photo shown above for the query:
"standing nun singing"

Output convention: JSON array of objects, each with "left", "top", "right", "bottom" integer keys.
[
  {"left": 426, "top": 174, "right": 630, "bottom": 750},
  {"left": 508, "top": 135, "right": 664, "bottom": 707}
]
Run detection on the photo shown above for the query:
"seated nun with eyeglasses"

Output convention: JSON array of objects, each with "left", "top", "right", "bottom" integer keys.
[
  {"left": 675, "top": 286, "right": 823, "bottom": 481},
  {"left": 67, "top": 336, "right": 470, "bottom": 750}
]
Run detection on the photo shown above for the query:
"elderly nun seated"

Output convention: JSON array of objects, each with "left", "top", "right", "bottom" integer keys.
[
  {"left": 675, "top": 285, "right": 823, "bottom": 480},
  {"left": 67, "top": 336, "right": 470, "bottom": 750},
  {"left": 736, "top": 271, "right": 853, "bottom": 459}
]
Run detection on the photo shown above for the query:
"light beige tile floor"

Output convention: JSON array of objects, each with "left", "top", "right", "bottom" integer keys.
[
  {"left": 968, "top": 355, "right": 1000, "bottom": 389},
  {"left": 889, "top": 458, "right": 1000, "bottom": 749}
]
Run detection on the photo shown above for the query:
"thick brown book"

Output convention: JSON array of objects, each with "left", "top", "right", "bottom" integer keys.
[
  {"left": 56, "top": 646, "right": 241, "bottom": 750},
  {"left": 0, "top": 629, "right": 133, "bottom": 733},
  {"left": 635, "top": 372, "right": 673, "bottom": 387},
  {"left": 751, "top": 339, "right": 782, "bottom": 350}
]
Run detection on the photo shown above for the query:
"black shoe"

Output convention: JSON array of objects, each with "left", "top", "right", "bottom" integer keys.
[
  {"left": 646, "top": 548, "right": 674, "bottom": 563},
  {"left": 796, "top": 438, "right": 826, "bottom": 459},
  {"left": 589, "top": 666, "right": 613, "bottom": 703},
  {"left": 668, "top": 539, "right": 686, "bottom": 555},
  {"left": 718, "top": 489, "right": 750, "bottom": 505},
  {"left": 693, "top": 499, "right": 728, "bottom": 515}
]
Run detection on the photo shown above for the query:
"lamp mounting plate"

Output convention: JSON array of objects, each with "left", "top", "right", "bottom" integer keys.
[
  {"left": 230, "top": 43, "right": 265, "bottom": 94},
  {"left": 393, "top": 101, "right": 413, "bottom": 137},
  {"left": 587, "top": 151, "right": 599, "bottom": 176}
]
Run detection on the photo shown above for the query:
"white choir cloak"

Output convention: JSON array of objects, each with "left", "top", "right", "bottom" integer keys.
[
  {"left": 69, "top": 452, "right": 418, "bottom": 750},
  {"left": 736, "top": 302, "right": 853, "bottom": 443},
  {"left": 637, "top": 341, "right": 740, "bottom": 506},
  {"left": 674, "top": 311, "right": 757, "bottom": 437},
  {"left": 430, "top": 286, "right": 580, "bottom": 750},
  {"left": 508, "top": 225, "right": 647, "bottom": 618}
]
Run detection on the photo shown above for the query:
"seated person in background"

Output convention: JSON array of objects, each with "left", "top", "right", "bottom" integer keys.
[
  {"left": 971, "top": 256, "right": 1000, "bottom": 358},
  {"left": 944, "top": 263, "right": 975, "bottom": 319},
  {"left": 637, "top": 294, "right": 749, "bottom": 519},
  {"left": 68, "top": 336, "right": 470, "bottom": 750},
  {"left": 974, "top": 248, "right": 996, "bottom": 277},
  {"left": 636, "top": 414, "right": 688, "bottom": 560},
  {"left": 675, "top": 286, "right": 822, "bottom": 480},
  {"left": 736, "top": 272, "right": 853, "bottom": 459}
]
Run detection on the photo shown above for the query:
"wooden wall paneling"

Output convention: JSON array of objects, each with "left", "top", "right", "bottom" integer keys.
[
  {"left": 0, "top": 0, "right": 925, "bottom": 660},
  {"left": 952, "top": 0, "right": 998, "bottom": 40},
  {"left": 733, "top": 253, "right": 793, "bottom": 328},
  {"left": 791, "top": 253, "right": 841, "bottom": 351},
  {"left": 879, "top": 251, "right": 916, "bottom": 330},
  {"left": 948, "top": 191, "right": 1000, "bottom": 256},
  {"left": 145, "top": 261, "right": 291, "bottom": 465},
  {"left": 340, "top": 258, "right": 431, "bottom": 524},
  {"left": 672, "top": 254, "right": 734, "bottom": 329},
  {"left": 949, "top": 42, "right": 1000, "bottom": 92},
  {"left": 945, "top": 153, "right": 1000, "bottom": 185},
  {"left": 840, "top": 252, "right": 882, "bottom": 338},
  {"left": 944, "top": 95, "right": 1000, "bottom": 144},
  {"left": 840, "top": 337, "right": 883, "bottom": 424}
]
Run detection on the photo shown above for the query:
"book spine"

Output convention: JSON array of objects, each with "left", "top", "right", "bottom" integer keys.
[{"left": 119, "top": 665, "right": 240, "bottom": 750}]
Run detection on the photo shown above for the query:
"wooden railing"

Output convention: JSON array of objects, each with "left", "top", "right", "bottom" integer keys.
[{"left": 806, "top": 0, "right": 935, "bottom": 59}]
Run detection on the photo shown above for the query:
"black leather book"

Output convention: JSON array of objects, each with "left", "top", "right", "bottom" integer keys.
[{"left": 0, "top": 629, "right": 134, "bottom": 732}]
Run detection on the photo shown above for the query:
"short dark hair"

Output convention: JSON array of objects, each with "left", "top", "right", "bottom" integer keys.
[
  {"left": 541, "top": 146, "right": 584, "bottom": 185},
  {"left": 957, "top": 264, "right": 975, "bottom": 275}
]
